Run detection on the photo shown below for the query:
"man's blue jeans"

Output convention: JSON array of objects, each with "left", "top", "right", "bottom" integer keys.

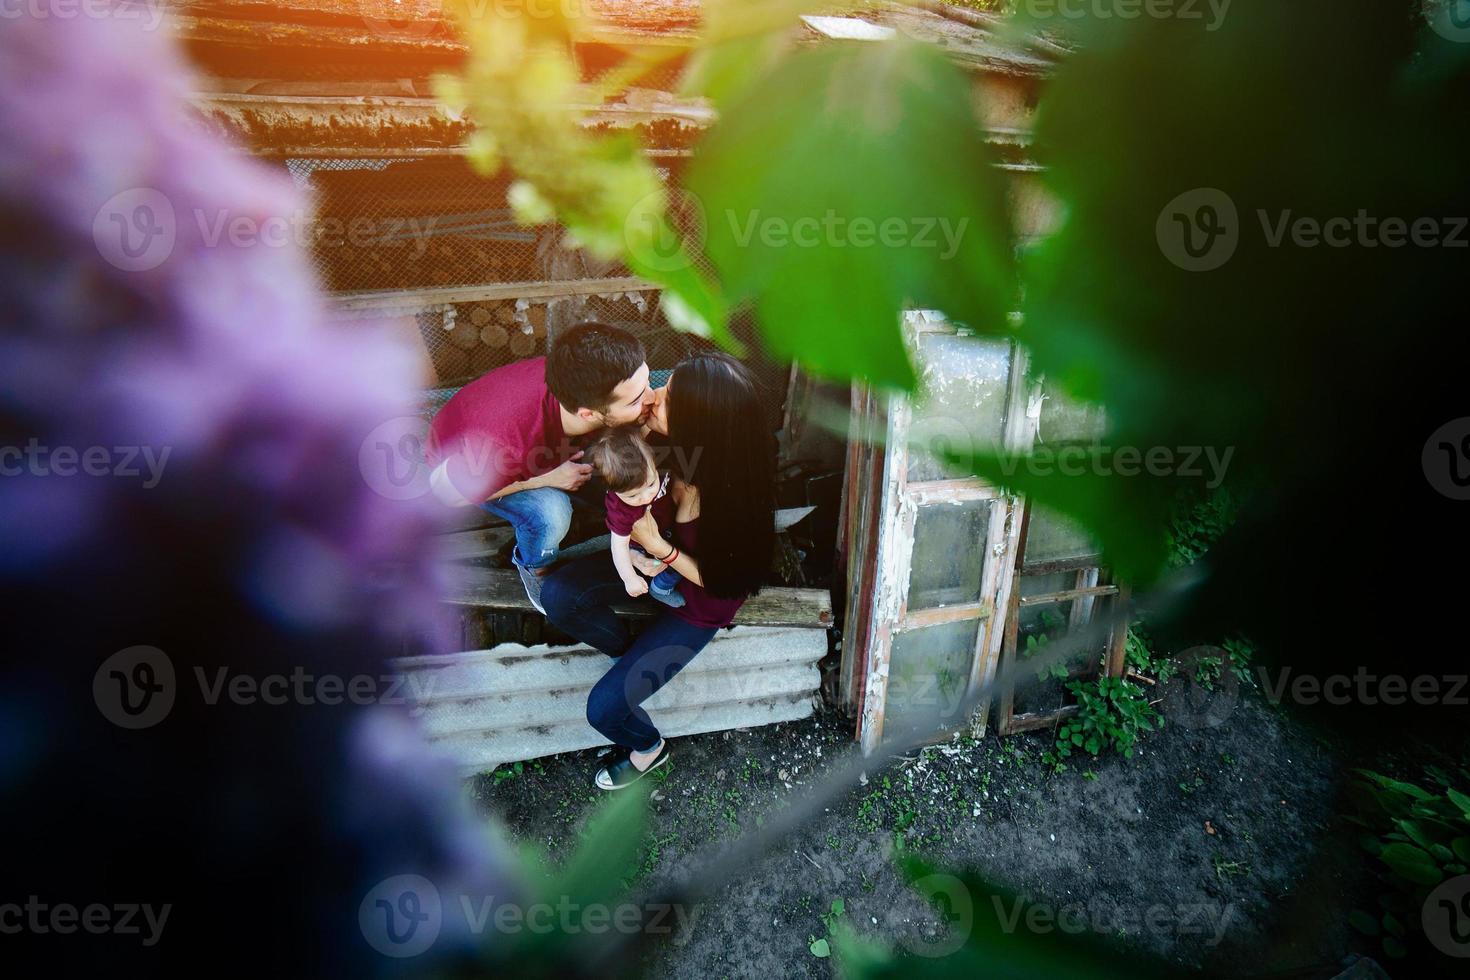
[{"left": 481, "top": 486, "right": 574, "bottom": 571}]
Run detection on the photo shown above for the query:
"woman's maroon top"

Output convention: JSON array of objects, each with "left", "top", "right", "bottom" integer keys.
[{"left": 667, "top": 517, "right": 747, "bottom": 629}]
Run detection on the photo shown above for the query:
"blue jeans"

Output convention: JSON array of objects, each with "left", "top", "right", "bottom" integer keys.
[
  {"left": 482, "top": 486, "right": 575, "bottom": 571},
  {"left": 542, "top": 554, "right": 717, "bottom": 751}
]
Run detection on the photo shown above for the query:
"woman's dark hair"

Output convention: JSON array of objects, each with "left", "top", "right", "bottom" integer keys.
[
  {"left": 586, "top": 425, "right": 655, "bottom": 494},
  {"left": 668, "top": 352, "right": 776, "bottom": 599},
  {"left": 545, "top": 321, "right": 645, "bottom": 413}
]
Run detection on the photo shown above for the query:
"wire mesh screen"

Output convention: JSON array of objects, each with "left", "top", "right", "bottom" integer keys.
[
  {"left": 288, "top": 155, "right": 624, "bottom": 293},
  {"left": 284, "top": 153, "right": 787, "bottom": 412}
]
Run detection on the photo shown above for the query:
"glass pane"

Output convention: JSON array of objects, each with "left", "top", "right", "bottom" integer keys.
[
  {"left": 1023, "top": 504, "right": 1099, "bottom": 564},
  {"left": 907, "top": 499, "right": 992, "bottom": 610},
  {"left": 1037, "top": 386, "right": 1107, "bottom": 445},
  {"left": 885, "top": 619, "right": 981, "bottom": 737},
  {"left": 1011, "top": 585, "right": 1112, "bottom": 718},
  {"left": 907, "top": 334, "right": 1012, "bottom": 482}
]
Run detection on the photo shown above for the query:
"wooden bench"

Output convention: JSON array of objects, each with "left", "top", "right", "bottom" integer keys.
[{"left": 443, "top": 565, "right": 833, "bottom": 628}]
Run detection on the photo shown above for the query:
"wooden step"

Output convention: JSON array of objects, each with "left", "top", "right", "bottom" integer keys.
[{"left": 443, "top": 566, "right": 832, "bottom": 628}]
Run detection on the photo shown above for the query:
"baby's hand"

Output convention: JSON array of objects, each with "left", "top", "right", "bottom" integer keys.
[{"left": 623, "top": 576, "right": 649, "bottom": 598}]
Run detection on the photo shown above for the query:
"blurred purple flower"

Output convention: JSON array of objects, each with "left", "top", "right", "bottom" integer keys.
[{"left": 0, "top": 5, "right": 511, "bottom": 973}]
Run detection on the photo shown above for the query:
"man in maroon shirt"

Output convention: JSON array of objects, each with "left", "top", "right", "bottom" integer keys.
[{"left": 425, "top": 322, "right": 653, "bottom": 611}]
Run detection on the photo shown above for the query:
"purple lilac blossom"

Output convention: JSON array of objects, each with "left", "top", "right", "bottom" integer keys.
[{"left": 0, "top": 5, "right": 518, "bottom": 973}]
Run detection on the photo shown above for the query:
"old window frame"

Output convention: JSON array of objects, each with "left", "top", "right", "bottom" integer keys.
[{"left": 844, "top": 311, "right": 1033, "bottom": 753}]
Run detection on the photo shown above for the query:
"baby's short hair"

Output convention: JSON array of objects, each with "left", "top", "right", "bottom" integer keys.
[{"left": 587, "top": 426, "right": 656, "bottom": 493}]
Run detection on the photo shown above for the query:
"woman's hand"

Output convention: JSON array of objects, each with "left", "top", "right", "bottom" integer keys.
[
  {"left": 629, "top": 506, "right": 664, "bottom": 553},
  {"left": 629, "top": 551, "right": 667, "bottom": 577}
]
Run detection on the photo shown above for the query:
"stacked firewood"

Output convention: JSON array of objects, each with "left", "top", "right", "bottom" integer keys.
[{"left": 428, "top": 301, "right": 548, "bottom": 385}]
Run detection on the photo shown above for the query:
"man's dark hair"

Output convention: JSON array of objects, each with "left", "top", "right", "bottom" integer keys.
[
  {"left": 586, "top": 425, "right": 656, "bottom": 494},
  {"left": 545, "top": 322, "right": 645, "bottom": 413}
]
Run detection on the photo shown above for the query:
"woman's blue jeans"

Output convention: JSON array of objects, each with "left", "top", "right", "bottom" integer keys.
[{"left": 542, "top": 553, "right": 717, "bottom": 752}]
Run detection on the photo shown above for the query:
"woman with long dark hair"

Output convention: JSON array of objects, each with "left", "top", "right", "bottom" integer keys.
[{"left": 540, "top": 352, "right": 776, "bottom": 790}]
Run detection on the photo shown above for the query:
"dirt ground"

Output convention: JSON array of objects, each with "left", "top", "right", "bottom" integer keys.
[{"left": 469, "top": 687, "right": 1382, "bottom": 978}]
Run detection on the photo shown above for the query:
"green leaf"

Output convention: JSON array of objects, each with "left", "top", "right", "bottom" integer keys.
[
  {"left": 1447, "top": 787, "right": 1470, "bottom": 818},
  {"left": 548, "top": 788, "right": 649, "bottom": 910},
  {"left": 1381, "top": 912, "right": 1405, "bottom": 939},
  {"left": 686, "top": 40, "right": 1016, "bottom": 391},
  {"left": 809, "top": 937, "right": 831, "bottom": 958},
  {"left": 1379, "top": 843, "right": 1443, "bottom": 886},
  {"left": 1453, "top": 837, "right": 1470, "bottom": 862},
  {"left": 830, "top": 897, "right": 846, "bottom": 917},
  {"left": 1347, "top": 910, "right": 1379, "bottom": 936},
  {"left": 1382, "top": 936, "right": 1407, "bottom": 959}
]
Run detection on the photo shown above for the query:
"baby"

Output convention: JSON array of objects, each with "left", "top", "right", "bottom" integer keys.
[{"left": 586, "top": 426, "right": 685, "bottom": 608}]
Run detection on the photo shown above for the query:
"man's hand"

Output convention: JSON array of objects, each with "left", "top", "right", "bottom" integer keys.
[
  {"left": 542, "top": 451, "right": 593, "bottom": 492},
  {"left": 629, "top": 505, "right": 663, "bottom": 553},
  {"left": 629, "top": 551, "right": 666, "bottom": 577},
  {"left": 622, "top": 575, "right": 649, "bottom": 598}
]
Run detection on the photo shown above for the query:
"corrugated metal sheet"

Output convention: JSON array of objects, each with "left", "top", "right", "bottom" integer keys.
[{"left": 390, "top": 626, "right": 825, "bottom": 775}]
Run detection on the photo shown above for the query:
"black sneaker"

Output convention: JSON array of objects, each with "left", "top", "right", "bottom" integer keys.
[{"left": 594, "top": 740, "right": 671, "bottom": 790}]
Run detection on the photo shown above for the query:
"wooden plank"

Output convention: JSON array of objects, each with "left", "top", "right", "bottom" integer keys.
[
  {"left": 435, "top": 526, "right": 513, "bottom": 561},
  {"left": 1020, "top": 555, "right": 1104, "bottom": 577},
  {"left": 331, "top": 276, "right": 657, "bottom": 312},
  {"left": 1018, "top": 584, "right": 1119, "bottom": 607},
  {"left": 1104, "top": 585, "right": 1132, "bottom": 679},
  {"left": 893, "top": 601, "right": 992, "bottom": 632},
  {"left": 443, "top": 566, "right": 832, "bottom": 628},
  {"left": 1005, "top": 704, "right": 1078, "bottom": 733}
]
